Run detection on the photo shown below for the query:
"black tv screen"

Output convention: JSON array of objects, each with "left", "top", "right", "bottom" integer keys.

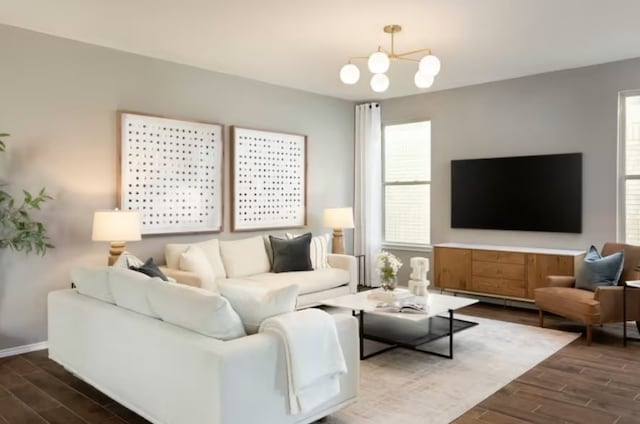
[{"left": 451, "top": 153, "right": 582, "bottom": 233}]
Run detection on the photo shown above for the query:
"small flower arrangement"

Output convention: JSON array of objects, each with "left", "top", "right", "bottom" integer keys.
[{"left": 375, "top": 251, "right": 403, "bottom": 291}]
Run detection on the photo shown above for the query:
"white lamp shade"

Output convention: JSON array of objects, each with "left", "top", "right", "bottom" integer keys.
[
  {"left": 323, "top": 207, "right": 355, "bottom": 229},
  {"left": 367, "top": 51, "right": 390, "bottom": 74},
  {"left": 92, "top": 210, "right": 142, "bottom": 242},
  {"left": 419, "top": 54, "right": 441, "bottom": 77},
  {"left": 339, "top": 64, "right": 360, "bottom": 84},
  {"left": 370, "top": 73, "right": 390, "bottom": 93},
  {"left": 414, "top": 71, "right": 434, "bottom": 88}
]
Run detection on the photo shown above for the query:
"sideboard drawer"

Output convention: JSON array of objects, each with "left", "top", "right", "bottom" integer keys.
[
  {"left": 472, "top": 250, "right": 526, "bottom": 265},
  {"left": 470, "top": 277, "right": 526, "bottom": 298},
  {"left": 472, "top": 261, "right": 525, "bottom": 280}
]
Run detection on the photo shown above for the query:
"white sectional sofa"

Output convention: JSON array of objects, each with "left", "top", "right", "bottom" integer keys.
[
  {"left": 48, "top": 279, "right": 359, "bottom": 424},
  {"left": 160, "top": 235, "right": 358, "bottom": 308}
]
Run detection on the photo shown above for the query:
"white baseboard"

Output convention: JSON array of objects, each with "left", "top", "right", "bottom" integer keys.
[{"left": 0, "top": 341, "right": 48, "bottom": 359}]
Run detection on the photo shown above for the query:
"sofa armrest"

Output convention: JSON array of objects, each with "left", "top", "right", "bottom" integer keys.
[
  {"left": 159, "top": 266, "right": 202, "bottom": 288},
  {"left": 327, "top": 254, "right": 358, "bottom": 293},
  {"left": 546, "top": 275, "right": 576, "bottom": 288}
]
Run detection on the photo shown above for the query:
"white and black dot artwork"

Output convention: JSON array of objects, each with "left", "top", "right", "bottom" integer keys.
[
  {"left": 119, "top": 113, "right": 223, "bottom": 235},
  {"left": 231, "top": 126, "right": 306, "bottom": 231}
]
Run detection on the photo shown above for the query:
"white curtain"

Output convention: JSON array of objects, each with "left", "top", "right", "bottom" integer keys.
[{"left": 354, "top": 103, "right": 382, "bottom": 287}]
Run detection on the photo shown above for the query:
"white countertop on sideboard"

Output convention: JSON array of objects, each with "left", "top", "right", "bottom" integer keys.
[{"left": 433, "top": 243, "right": 585, "bottom": 256}]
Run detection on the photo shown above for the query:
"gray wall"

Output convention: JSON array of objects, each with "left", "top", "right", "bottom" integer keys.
[
  {"left": 0, "top": 25, "right": 355, "bottom": 350},
  {"left": 382, "top": 57, "right": 640, "bottom": 284}
]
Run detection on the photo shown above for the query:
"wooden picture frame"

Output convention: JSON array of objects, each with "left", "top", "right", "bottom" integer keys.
[
  {"left": 118, "top": 111, "right": 224, "bottom": 235},
  {"left": 231, "top": 126, "right": 307, "bottom": 232}
]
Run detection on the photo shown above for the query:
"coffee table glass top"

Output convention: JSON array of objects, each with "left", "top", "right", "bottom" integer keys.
[{"left": 320, "top": 290, "right": 478, "bottom": 322}]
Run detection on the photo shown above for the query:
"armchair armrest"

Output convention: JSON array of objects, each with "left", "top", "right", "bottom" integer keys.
[
  {"left": 327, "top": 254, "right": 358, "bottom": 294},
  {"left": 159, "top": 266, "right": 202, "bottom": 288},
  {"left": 595, "top": 285, "right": 640, "bottom": 323},
  {"left": 546, "top": 275, "right": 576, "bottom": 288}
]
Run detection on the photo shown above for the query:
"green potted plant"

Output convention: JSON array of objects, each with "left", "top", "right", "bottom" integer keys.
[{"left": 0, "top": 133, "right": 53, "bottom": 255}]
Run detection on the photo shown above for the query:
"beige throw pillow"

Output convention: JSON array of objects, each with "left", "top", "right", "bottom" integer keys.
[
  {"left": 179, "top": 245, "right": 217, "bottom": 292},
  {"left": 219, "top": 283, "right": 299, "bottom": 334},
  {"left": 219, "top": 236, "right": 271, "bottom": 278}
]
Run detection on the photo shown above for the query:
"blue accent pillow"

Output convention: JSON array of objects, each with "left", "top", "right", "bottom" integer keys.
[{"left": 575, "top": 246, "right": 624, "bottom": 291}]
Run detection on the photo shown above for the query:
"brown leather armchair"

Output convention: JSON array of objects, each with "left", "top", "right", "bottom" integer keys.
[{"left": 535, "top": 242, "right": 640, "bottom": 345}]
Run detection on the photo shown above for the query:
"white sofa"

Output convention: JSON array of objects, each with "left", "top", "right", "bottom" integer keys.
[
  {"left": 48, "top": 287, "right": 359, "bottom": 424},
  {"left": 160, "top": 236, "right": 358, "bottom": 308}
]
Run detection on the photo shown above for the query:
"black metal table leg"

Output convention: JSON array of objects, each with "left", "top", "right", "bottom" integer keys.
[
  {"left": 358, "top": 309, "right": 364, "bottom": 360},
  {"left": 624, "top": 284, "right": 627, "bottom": 347},
  {"left": 449, "top": 309, "right": 454, "bottom": 359}
]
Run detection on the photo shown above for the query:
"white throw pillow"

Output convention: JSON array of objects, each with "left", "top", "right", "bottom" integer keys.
[
  {"left": 71, "top": 267, "right": 115, "bottom": 304},
  {"left": 165, "top": 238, "right": 226, "bottom": 279},
  {"left": 219, "top": 236, "right": 271, "bottom": 278},
  {"left": 286, "top": 233, "right": 331, "bottom": 269},
  {"left": 219, "top": 283, "right": 299, "bottom": 334},
  {"left": 180, "top": 246, "right": 217, "bottom": 292},
  {"left": 108, "top": 267, "right": 160, "bottom": 318},
  {"left": 147, "top": 279, "right": 246, "bottom": 340},
  {"left": 112, "top": 251, "right": 144, "bottom": 269}
]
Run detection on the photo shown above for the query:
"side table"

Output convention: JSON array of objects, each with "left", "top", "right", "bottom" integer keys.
[
  {"left": 355, "top": 254, "right": 366, "bottom": 286},
  {"left": 623, "top": 280, "right": 640, "bottom": 346}
]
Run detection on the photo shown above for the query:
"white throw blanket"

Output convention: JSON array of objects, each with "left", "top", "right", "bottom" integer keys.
[{"left": 259, "top": 308, "right": 348, "bottom": 415}]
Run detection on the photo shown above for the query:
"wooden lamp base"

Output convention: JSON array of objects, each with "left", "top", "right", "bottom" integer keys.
[
  {"left": 107, "top": 241, "right": 127, "bottom": 266},
  {"left": 332, "top": 229, "right": 345, "bottom": 254}
]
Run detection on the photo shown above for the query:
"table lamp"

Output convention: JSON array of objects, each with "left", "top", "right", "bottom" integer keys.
[
  {"left": 323, "top": 207, "right": 354, "bottom": 254},
  {"left": 92, "top": 209, "right": 142, "bottom": 265}
]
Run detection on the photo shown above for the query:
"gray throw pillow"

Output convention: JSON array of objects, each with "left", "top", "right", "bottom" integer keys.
[
  {"left": 575, "top": 245, "right": 624, "bottom": 291},
  {"left": 269, "top": 233, "right": 313, "bottom": 273}
]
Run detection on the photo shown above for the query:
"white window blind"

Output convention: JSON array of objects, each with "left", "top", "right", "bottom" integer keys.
[
  {"left": 622, "top": 94, "right": 640, "bottom": 245},
  {"left": 383, "top": 121, "right": 431, "bottom": 246}
]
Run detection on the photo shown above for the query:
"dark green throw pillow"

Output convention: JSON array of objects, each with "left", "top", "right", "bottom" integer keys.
[
  {"left": 269, "top": 233, "right": 313, "bottom": 273},
  {"left": 575, "top": 245, "right": 624, "bottom": 291},
  {"left": 130, "top": 257, "right": 169, "bottom": 281}
]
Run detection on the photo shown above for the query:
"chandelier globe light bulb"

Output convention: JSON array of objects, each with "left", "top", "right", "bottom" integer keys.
[
  {"left": 339, "top": 63, "right": 360, "bottom": 84},
  {"left": 419, "top": 54, "right": 441, "bottom": 77},
  {"left": 368, "top": 51, "right": 390, "bottom": 74},
  {"left": 370, "top": 73, "right": 390, "bottom": 93},
  {"left": 414, "top": 71, "right": 434, "bottom": 89}
]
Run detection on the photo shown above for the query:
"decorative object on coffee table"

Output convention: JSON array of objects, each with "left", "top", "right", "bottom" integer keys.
[
  {"left": 118, "top": 112, "right": 223, "bottom": 235},
  {"left": 92, "top": 209, "right": 141, "bottom": 265},
  {"left": 324, "top": 207, "right": 354, "bottom": 254},
  {"left": 408, "top": 256, "right": 430, "bottom": 297},
  {"left": 231, "top": 126, "right": 307, "bottom": 231},
  {"left": 376, "top": 251, "right": 402, "bottom": 291}
]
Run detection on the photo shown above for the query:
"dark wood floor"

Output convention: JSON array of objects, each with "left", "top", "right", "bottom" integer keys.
[{"left": 1, "top": 304, "right": 640, "bottom": 423}]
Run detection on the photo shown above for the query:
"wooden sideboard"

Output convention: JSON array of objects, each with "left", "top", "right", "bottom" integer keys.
[{"left": 433, "top": 243, "right": 585, "bottom": 301}]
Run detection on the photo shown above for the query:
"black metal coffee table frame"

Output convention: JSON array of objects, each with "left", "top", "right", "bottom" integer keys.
[{"left": 352, "top": 308, "right": 478, "bottom": 360}]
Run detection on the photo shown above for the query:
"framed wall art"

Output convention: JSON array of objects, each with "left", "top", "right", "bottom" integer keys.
[
  {"left": 118, "top": 112, "right": 224, "bottom": 235},
  {"left": 231, "top": 126, "right": 307, "bottom": 231}
]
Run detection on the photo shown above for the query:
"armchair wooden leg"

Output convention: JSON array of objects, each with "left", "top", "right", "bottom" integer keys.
[
  {"left": 538, "top": 309, "right": 544, "bottom": 328},
  {"left": 586, "top": 324, "right": 593, "bottom": 346}
]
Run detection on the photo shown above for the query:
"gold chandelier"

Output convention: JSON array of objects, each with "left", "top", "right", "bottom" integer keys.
[{"left": 339, "top": 24, "right": 441, "bottom": 93}]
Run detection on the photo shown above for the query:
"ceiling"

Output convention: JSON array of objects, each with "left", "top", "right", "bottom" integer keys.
[{"left": 2, "top": 0, "right": 640, "bottom": 101}]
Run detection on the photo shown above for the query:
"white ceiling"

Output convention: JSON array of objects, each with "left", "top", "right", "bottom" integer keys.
[{"left": 2, "top": 0, "right": 640, "bottom": 101}]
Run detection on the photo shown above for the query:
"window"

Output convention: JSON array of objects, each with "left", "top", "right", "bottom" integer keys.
[
  {"left": 621, "top": 93, "right": 640, "bottom": 244},
  {"left": 383, "top": 121, "right": 431, "bottom": 247}
]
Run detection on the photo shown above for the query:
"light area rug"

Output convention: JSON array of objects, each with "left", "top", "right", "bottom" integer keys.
[{"left": 326, "top": 314, "right": 580, "bottom": 424}]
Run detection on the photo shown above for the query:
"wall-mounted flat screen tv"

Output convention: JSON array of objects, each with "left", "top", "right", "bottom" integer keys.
[{"left": 451, "top": 153, "right": 582, "bottom": 233}]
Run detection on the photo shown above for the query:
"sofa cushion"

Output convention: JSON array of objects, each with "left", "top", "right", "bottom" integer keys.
[
  {"left": 220, "top": 236, "right": 271, "bottom": 278},
  {"left": 179, "top": 245, "right": 217, "bottom": 292},
  {"left": 166, "top": 238, "right": 226, "bottom": 279},
  {"left": 219, "top": 282, "right": 299, "bottom": 334},
  {"left": 286, "top": 233, "right": 330, "bottom": 269},
  {"left": 129, "top": 257, "right": 169, "bottom": 281},
  {"left": 270, "top": 234, "right": 313, "bottom": 273},
  {"left": 109, "top": 267, "right": 160, "bottom": 318},
  {"left": 576, "top": 245, "right": 624, "bottom": 291},
  {"left": 242, "top": 268, "right": 350, "bottom": 295},
  {"left": 147, "top": 279, "right": 246, "bottom": 340},
  {"left": 71, "top": 266, "right": 115, "bottom": 304}
]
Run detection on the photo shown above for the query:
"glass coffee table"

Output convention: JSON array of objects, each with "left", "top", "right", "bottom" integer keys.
[{"left": 321, "top": 290, "right": 478, "bottom": 360}]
